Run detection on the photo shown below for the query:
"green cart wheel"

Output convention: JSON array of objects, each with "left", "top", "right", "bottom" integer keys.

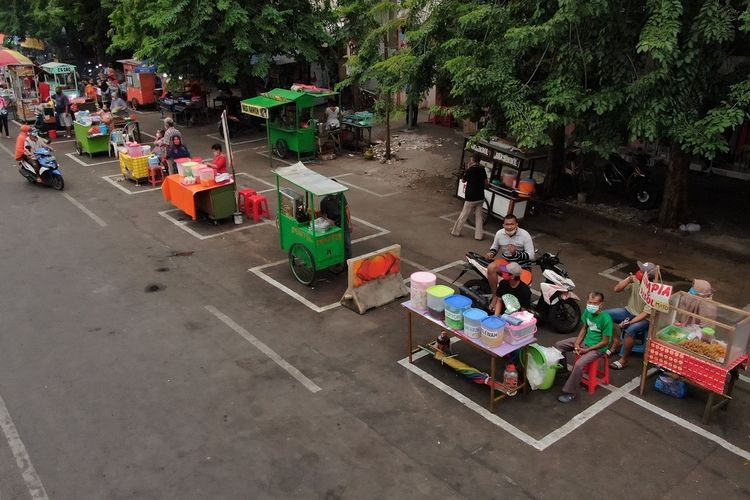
[
  {"left": 289, "top": 243, "right": 316, "bottom": 285},
  {"left": 274, "top": 139, "right": 289, "bottom": 159}
]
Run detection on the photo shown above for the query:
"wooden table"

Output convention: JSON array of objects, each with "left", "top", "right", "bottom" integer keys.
[
  {"left": 161, "top": 175, "right": 235, "bottom": 221},
  {"left": 341, "top": 122, "right": 372, "bottom": 151},
  {"left": 403, "top": 300, "right": 534, "bottom": 411}
]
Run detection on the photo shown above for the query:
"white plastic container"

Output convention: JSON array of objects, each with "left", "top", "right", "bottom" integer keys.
[
  {"left": 463, "top": 308, "right": 488, "bottom": 339},
  {"left": 410, "top": 272, "right": 436, "bottom": 311}
]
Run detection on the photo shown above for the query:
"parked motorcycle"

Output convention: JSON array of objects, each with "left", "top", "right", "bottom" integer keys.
[
  {"left": 454, "top": 251, "right": 581, "bottom": 333},
  {"left": 19, "top": 148, "right": 64, "bottom": 190},
  {"left": 216, "top": 96, "right": 262, "bottom": 138},
  {"left": 602, "top": 152, "right": 660, "bottom": 209}
]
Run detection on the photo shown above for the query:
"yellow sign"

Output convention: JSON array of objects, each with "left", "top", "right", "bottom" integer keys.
[{"left": 241, "top": 102, "right": 268, "bottom": 119}]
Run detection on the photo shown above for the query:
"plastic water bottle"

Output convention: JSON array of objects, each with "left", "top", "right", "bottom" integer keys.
[{"left": 504, "top": 363, "right": 519, "bottom": 396}]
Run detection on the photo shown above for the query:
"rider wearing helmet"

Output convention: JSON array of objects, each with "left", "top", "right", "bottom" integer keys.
[{"left": 23, "top": 128, "right": 52, "bottom": 182}]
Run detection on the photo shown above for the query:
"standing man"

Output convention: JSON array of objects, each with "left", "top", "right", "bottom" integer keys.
[
  {"left": 320, "top": 182, "right": 353, "bottom": 261},
  {"left": 606, "top": 261, "right": 655, "bottom": 369},
  {"left": 555, "top": 292, "right": 613, "bottom": 403},
  {"left": 484, "top": 215, "right": 535, "bottom": 294},
  {"left": 53, "top": 88, "right": 72, "bottom": 138},
  {"left": 451, "top": 152, "right": 488, "bottom": 240}
]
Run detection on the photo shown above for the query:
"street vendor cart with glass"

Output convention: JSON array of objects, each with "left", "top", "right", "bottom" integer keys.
[
  {"left": 242, "top": 88, "right": 339, "bottom": 161},
  {"left": 274, "top": 162, "right": 348, "bottom": 285}
]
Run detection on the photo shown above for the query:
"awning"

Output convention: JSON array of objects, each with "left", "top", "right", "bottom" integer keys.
[
  {"left": 20, "top": 38, "right": 45, "bottom": 50},
  {"left": 0, "top": 49, "right": 33, "bottom": 67},
  {"left": 240, "top": 95, "right": 290, "bottom": 119},
  {"left": 41, "top": 62, "right": 76, "bottom": 74},
  {"left": 274, "top": 162, "right": 348, "bottom": 196}
]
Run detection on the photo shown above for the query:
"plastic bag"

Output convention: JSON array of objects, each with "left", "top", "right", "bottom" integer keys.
[
  {"left": 654, "top": 374, "right": 687, "bottom": 399},
  {"left": 526, "top": 355, "right": 546, "bottom": 390}
]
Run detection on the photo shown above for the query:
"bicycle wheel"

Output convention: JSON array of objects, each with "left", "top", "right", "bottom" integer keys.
[{"left": 289, "top": 243, "right": 316, "bottom": 285}]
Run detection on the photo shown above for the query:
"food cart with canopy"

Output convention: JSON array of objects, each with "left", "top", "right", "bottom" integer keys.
[
  {"left": 274, "top": 162, "right": 348, "bottom": 285},
  {"left": 455, "top": 136, "right": 547, "bottom": 221},
  {"left": 40, "top": 62, "right": 79, "bottom": 98},
  {"left": 241, "top": 87, "right": 339, "bottom": 161},
  {"left": 0, "top": 49, "right": 38, "bottom": 122},
  {"left": 117, "top": 59, "right": 157, "bottom": 109}
]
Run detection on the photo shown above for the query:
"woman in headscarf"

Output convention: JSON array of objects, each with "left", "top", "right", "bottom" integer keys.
[{"left": 678, "top": 279, "right": 717, "bottom": 326}]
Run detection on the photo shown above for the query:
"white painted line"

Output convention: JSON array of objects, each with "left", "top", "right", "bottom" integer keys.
[
  {"left": 235, "top": 172, "right": 276, "bottom": 189},
  {"left": 249, "top": 260, "right": 342, "bottom": 313},
  {"left": 336, "top": 178, "right": 399, "bottom": 198},
  {"left": 140, "top": 131, "right": 155, "bottom": 139},
  {"left": 101, "top": 175, "right": 162, "bottom": 195},
  {"left": 0, "top": 393, "right": 50, "bottom": 500},
  {"left": 205, "top": 305, "right": 322, "bottom": 393},
  {"left": 0, "top": 140, "right": 14, "bottom": 158},
  {"left": 206, "top": 134, "right": 265, "bottom": 145},
  {"left": 257, "top": 152, "right": 294, "bottom": 165},
  {"left": 623, "top": 393, "right": 750, "bottom": 461},
  {"left": 64, "top": 153, "right": 119, "bottom": 167},
  {"left": 48, "top": 138, "right": 76, "bottom": 144},
  {"left": 738, "top": 373, "right": 750, "bottom": 385},
  {"left": 158, "top": 209, "right": 272, "bottom": 240},
  {"left": 599, "top": 262, "right": 629, "bottom": 282},
  {"left": 351, "top": 216, "right": 390, "bottom": 244},
  {"left": 439, "top": 211, "right": 545, "bottom": 239},
  {"left": 62, "top": 193, "right": 107, "bottom": 227}
]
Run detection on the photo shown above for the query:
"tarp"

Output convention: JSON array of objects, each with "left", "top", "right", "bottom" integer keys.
[
  {"left": 0, "top": 49, "right": 33, "bottom": 67},
  {"left": 41, "top": 62, "right": 76, "bottom": 74},
  {"left": 20, "top": 38, "right": 45, "bottom": 50},
  {"left": 274, "top": 162, "right": 348, "bottom": 196}
]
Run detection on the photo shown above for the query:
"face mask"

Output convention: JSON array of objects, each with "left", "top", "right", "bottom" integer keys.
[
  {"left": 505, "top": 229, "right": 517, "bottom": 236},
  {"left": 586, "top": 303, "right": 600, "bottom": 314},
  {"left": 688, "top": 287, "right": 699, "bottom": 296}
]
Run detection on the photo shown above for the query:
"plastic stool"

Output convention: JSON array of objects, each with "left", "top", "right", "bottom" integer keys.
[
  {"left": 237, "top": 188, "right": 258, "bottom": 215},
  {"left": 148, "top": 165, "right": 165, "bottom": 186},
  {"left": 248, "top": 194, "right": 270, "bottom": 223},
  {"left": 577, "top": 354, "right": 610, "bottom": 394}
]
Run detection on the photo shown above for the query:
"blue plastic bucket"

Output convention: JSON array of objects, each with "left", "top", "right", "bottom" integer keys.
[
  {"left": 444, "top": 295, "right": 472, "bottom": 330},
  {"left": 463, "top": 308, "right": 488, "bottom": 338}
]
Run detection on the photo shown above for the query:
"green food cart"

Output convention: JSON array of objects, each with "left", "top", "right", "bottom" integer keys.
[
  {"left": 274, "top": 162, "right": 348, "bottom": 285},
  {"left": 241, "top": 88, "right": 338, "bottom": 161},
  {"left": 73, "top": 122, "right": 110, "bottom": 157}
]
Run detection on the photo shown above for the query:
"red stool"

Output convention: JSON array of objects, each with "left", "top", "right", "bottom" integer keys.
[
  {"left": 577, "top": 354, "right": 610, "bottom": 394},
  {"left": 237, "top": 188, "right": 257, "bottom": 215},
  {"left": 148, "top": 165, "right": 165, "bottom": 186},
  {"left": 248, "top": 194, "right": 270, "bottom": 223}
]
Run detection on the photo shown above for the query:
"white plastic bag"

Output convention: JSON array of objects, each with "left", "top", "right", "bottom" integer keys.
[{"left": 526, "top": 355, "right": 546, "bottom": 390}]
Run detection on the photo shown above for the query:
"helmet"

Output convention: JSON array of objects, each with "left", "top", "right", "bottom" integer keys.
[
  {"left": 29, "top": 128, "right": 39, "bottom": 136},
  {"left": 21, "top": 124, "right": 30, "bottom": 133}
]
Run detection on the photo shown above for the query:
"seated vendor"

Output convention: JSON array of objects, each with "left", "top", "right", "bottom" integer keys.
[
  {"left": 205, "top": 143, "right": 227, "bottom": 174},
  {"left": 110, "top": 92, "right": 129, "bottom": 117},
  {"left": 493, "top": 262, "right": 532, "bottom": 316},
  {"left": 98, "top": 106, "right": 113, "bottom": 126}
]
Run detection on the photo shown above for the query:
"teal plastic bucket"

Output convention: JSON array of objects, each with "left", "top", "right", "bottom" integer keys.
[
  {"left": 526, "top": 344, "right": 560, "bottom": 390},
  {"left": 444, "top": 294, "right": 472, "bottom": 330}
]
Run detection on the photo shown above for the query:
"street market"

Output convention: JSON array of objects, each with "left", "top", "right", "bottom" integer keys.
[{"left": 1, "top": 3, "right": 750, "bottom": 497}]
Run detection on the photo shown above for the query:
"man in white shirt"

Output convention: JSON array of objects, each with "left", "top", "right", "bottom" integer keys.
[{"left": 484, "top": 215, "right": 535, "bottom": 294}]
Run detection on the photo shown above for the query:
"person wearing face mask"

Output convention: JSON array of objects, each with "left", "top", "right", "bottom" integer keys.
[
  {"left": 555, "top": 292, "right": 613, "bottom": 403},
  {"left": 605, "top": 261, "right": 656, "bottom": 370},
  {"left": 493, "top": 262, "right": 532, "bottom": 316},
  {"left": 484, "top": 214, "right": 535, "bottom": 295},
  {"left": 677, "top": 279, "right": 717, "bottom": 326}
]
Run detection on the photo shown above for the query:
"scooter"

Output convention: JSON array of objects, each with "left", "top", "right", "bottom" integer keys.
[
  {"left": 601, "top": 152, "right": 660, "bottom": 210},
  {"left": 454, "top": 251, "right": 581, "bottom": 333},
  {"left": 19, "top": 148, "right": 64, "bottom": 190}
]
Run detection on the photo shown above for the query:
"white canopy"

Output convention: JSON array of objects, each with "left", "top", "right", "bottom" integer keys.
[{"left": 273, "top": 162, "right": 348, "bottom": 196}]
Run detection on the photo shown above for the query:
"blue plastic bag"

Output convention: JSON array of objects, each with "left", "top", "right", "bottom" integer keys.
[{"left": 655, "top": 374, "right": 687, "bottom": 399}]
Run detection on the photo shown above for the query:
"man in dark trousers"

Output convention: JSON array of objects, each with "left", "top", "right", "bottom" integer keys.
[
  {"left": 320, "top": 182, "right": 353, "bottom": 261},
  {"left": 451, "top": 152, "right": 488, "bottom": 240}
]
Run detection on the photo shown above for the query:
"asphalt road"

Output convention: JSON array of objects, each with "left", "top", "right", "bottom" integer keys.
[{"left": 0, "top": 112, "right": 748, "bottom": 500}]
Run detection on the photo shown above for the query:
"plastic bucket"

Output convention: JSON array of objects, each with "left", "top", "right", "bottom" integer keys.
[
  {"left": 410, "top": 272, "right": 436, "bottom": 311},
  {"left": 463, "top": 308, "right": 488, "bottom": 338},
  {"left": 199, "top": 167, "right": 214, "bottom": 186},
  {"left": 426, "top": 285, "right": 454, "bottom": 320},
  {"left": 444, "top": 295, "right": 472, "bottom": 330},
  {"left": 526, "top": 344, "right": 559, "bottom": 390},
  {"left": 48, "top": 129, "right": 57, "bottom": 139},
  {"left": 127, "top": 144, "right": 142, "bottom": 157},
  {"left": 518, "top": 178, "right": 535, "bottom": 197},
  {"left": 481, "top": 316, "right": 506, "bottom": 348},
  {"left": 148, "top": 155, "right": 160, "bottom": 167}
]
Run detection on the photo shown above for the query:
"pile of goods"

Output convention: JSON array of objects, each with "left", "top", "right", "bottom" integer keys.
[{"left": 678, "top": 339, "right": 726, "bottom": 362}]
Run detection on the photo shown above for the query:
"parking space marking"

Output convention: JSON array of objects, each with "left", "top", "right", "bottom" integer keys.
[
  {"left": 206, "top": 134, "right": 265, "bottom": 145},
  {"left": 401, "top": 258, "right": 464, "bottom": 284},
  {"left": 257, "top": 152, "right": 294, "bottom": 165},
  {"left": 623, "top": 393, "right": 750, "bottom": 461},
  {"left": 247, "top": 216, "right": 391, "bottom": 313},
  {"left": 335, "top": 178, "right": 399, "bottom": 198},
  {"left": 599, "top": 262, "right": 629, "bottom": 282},
  {"left": 205, "top": 305, "right": 322, "bottom": 393},
  {"left": 101, "top": 175, "right": 162, "bottom": 195},
  {"left": 439, "top": 211, "right": 545, "bottom": 240},
  {"left": 158, "top": 209, "right": 272, "bottom": 240},
  {"left": 0, "top": 393, "right": 50, "bottom": 500},
  {"left": 65, "top": 153, "right": 118, "bottom": 167},
  {"left": 62, "top": 193, "right": 107, "bottom": 227},
  {"left": 739, "top": 373, "right": 750, "bottom": 384}
]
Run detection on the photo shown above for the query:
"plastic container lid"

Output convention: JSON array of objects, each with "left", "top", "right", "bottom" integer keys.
[
  {"left": 411, "top": 272, "right": 436, "bottom": 285},
  {"left": 463, "top": 308, "right": 488, "bottom": 321},
  {"left": 481, "top": 316, "right": 507, "bottom": 329},
  {"left": 444, "top": 294, "right": 472, "bottom": 309},
  {"left": 701, "top": 327, "right": 715, "bottom": 336},
  {"left": 427, "top": 285, "right": 454, "bottom": 299}
]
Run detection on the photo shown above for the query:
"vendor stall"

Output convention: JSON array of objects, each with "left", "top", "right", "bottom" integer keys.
[
  {"left": 241, "top": 87, "right": 339, "bottom": 162},
  {"left": 0, "top": 49, "right": 38, "bottom": 122},
  {"left": 639, "top": 291, "right": 749, "bottom": 423},
  {"left": 40, "top": 62, "right": 79, "bottom": 98},
  {"left": 161, "top": 174, "right": 236, "bottom": 222},
  {"left": 73, "top": 121, "right": 110, "bottom": 157},
  {"left": 456, "top": 137, "right": 547, "bottom": 221},
  {"left": 274, "top": 162, "right": 348, "bottom": 285},
  {"left": 118, "top": 59, "right": 157, "bottom": 109}
]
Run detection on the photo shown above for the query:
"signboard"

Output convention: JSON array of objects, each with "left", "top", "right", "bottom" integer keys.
[
  {"left": 241, "top": 102, "right": 268, "bottom": 119},
  {"left": 470, "top": 144, "right": 492, "bottom": 157},
  {"left": 639, "top": 269, "right": 672, "bottom": 313},
  {"left": 340, "top": 244, "right": 407, "bottom": 314},
  {"left": 494, "top": 151, "right": 521, "bottom": 168}
]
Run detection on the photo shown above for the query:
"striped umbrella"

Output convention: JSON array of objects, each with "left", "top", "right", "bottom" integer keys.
[{"left": 0, "top": 49, "right": 33, "bottom": 67}]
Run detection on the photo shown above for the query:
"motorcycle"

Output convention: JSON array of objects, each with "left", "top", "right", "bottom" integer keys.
[
  {"left": 19, "top": 147, "right": 64, "bottom": 190},
  {"left": 216, "top": 96, "right": 262, "bottom": 138},
  {"left": 454, "top": 251, "right": 581, "bottom": 333},
  {"left": 602, "top": 152, "right": 660, "bottom": 210}
]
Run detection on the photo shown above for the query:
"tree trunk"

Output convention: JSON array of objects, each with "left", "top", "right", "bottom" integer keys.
[
  {"left": 542, "top": 125, "right": 566, "bottom": 199},
  {"left": 657, "top": 143, "right": 691, "bottom": 227}
]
